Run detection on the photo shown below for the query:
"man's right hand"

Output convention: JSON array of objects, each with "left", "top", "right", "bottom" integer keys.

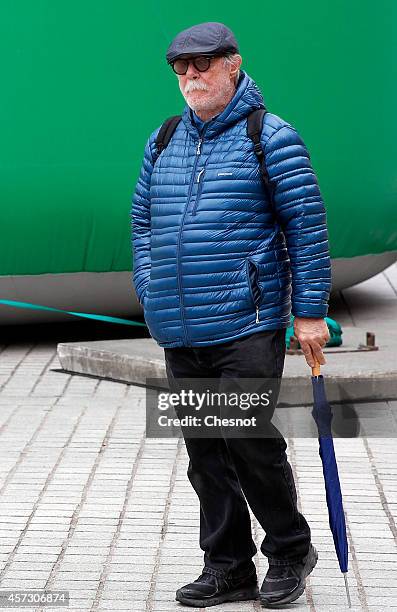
[{"left": 293, "top": 316, "right": 330, "bottom": 368}]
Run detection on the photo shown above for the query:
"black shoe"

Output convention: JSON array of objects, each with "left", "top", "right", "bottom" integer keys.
[
  {"left": 259, "top": 543, "right": 318, "bottom": 608},
  {"left": 175, "top": 568, "right": 259, "bottom": 608}
]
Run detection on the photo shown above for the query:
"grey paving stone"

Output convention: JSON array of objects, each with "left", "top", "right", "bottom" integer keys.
[{"left": 1, "top": 284, "right": 397, "bottom": 611}]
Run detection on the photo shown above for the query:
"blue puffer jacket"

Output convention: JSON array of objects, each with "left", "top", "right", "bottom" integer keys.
[{"left": 131, "top": 70, "right": 332, "bottom": 348}]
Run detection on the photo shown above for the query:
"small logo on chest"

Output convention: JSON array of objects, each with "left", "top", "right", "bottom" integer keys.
[{"left": 217, "top": 172, "right": 233, "bottom": 176}]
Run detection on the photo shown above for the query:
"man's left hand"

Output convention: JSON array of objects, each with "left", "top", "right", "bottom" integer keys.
[{"left": 293, "top": 317, "right": 330, "bottom": 368}]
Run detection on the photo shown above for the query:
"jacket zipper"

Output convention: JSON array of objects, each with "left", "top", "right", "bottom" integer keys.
[
  {"left": 191, "top": 168, "right": 205, "bottom": 215},
  {"left": 176, "top": 126, "right": 207, "bottom": 345}
]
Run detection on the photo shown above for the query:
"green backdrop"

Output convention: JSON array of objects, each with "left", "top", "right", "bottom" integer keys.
[{"left": 1, "top": 0, "right": 396, "bottom": 277}]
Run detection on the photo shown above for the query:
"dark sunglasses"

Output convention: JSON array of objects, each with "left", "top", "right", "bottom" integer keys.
[{"left": 170, "top": 55, "right": 220, "bottom": 75}]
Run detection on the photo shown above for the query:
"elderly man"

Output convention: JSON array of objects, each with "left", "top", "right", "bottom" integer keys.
[{"left": 131, "top": 22, "right": 331, "bottom": 608}]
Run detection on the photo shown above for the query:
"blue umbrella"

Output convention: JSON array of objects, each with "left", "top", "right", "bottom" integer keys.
[{"left": 311, "top": 360, "right": 351, "bottom": 607}]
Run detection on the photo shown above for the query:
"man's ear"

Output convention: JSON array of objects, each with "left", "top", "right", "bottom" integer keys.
[{"left": 230, "top": 54, "right": 243, "bottom": 78}]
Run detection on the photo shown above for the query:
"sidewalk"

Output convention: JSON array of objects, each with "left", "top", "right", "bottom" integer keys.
[{"left": 0, "top": 265, "right": 396, "bottom": 610}]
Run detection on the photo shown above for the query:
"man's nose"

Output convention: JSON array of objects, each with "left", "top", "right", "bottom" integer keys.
[{"left": 185, "top": 61, "right": 200, "bottom": 78}]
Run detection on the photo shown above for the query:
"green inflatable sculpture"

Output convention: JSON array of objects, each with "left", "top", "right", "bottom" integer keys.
[{"left": 0, "top": 2, "right": 396, "bottom": 324}]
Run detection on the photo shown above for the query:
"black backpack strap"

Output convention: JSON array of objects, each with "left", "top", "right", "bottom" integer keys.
[
  {"left": 154, "top": 115, "right": 181, "bottom": 161},
  {"left": 247, "top": 108, "right": 276, "bottom": 218}
]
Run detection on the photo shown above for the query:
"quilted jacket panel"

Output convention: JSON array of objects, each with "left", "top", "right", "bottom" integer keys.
[{"left": 131, "top": 70, "right": 332, "bottom": 347}]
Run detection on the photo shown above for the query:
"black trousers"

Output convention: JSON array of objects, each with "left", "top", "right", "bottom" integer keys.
[{"left": 164, "top": 329, "right": 311, "bottom": 580}]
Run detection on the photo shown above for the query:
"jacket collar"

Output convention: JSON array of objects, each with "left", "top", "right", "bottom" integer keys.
[{"left": 181, "top": 69, "right": 265, "bottom": 140}]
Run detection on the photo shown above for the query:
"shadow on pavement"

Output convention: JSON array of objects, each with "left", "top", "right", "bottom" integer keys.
[{"left": 0, "top": 317, "right": 151, "bottom": 345}]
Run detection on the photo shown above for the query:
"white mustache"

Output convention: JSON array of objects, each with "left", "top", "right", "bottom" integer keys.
[{"left": 184, "top": 80, "right": 209, "bottom": 94}]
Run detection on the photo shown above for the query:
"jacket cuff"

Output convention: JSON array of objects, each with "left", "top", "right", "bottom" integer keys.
[
  {"left": 138, "top": 287, "right": 147, "bottom": 307},
  {"left": 292, "top": 302, "right": 329, "bottom": 318}
]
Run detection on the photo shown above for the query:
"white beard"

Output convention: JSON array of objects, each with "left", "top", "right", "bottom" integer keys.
[{"left": 179, "top": 73, "right": 235, "bottom": 115}]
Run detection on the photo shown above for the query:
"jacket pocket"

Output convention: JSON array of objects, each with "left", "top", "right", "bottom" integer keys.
[{"left": 245, "top": 258, "right": 262, "bottom": 307}]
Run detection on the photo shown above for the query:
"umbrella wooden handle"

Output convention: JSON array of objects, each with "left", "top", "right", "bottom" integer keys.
[{"left": 311, "top": 358, "right": 321, "bottom": 377}]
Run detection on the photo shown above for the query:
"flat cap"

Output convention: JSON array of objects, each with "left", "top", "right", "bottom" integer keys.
[{"left": 166, "top": 22, "right": 239, "bottom": 64}]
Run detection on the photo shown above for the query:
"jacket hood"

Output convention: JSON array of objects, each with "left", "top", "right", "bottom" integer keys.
[{"left": 181, "top": 69, "right": 265, "bottom": 139}]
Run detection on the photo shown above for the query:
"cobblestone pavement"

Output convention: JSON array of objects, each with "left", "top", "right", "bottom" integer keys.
[{"left": 0, "top": 337, "right": 396, "bottom": 611}]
